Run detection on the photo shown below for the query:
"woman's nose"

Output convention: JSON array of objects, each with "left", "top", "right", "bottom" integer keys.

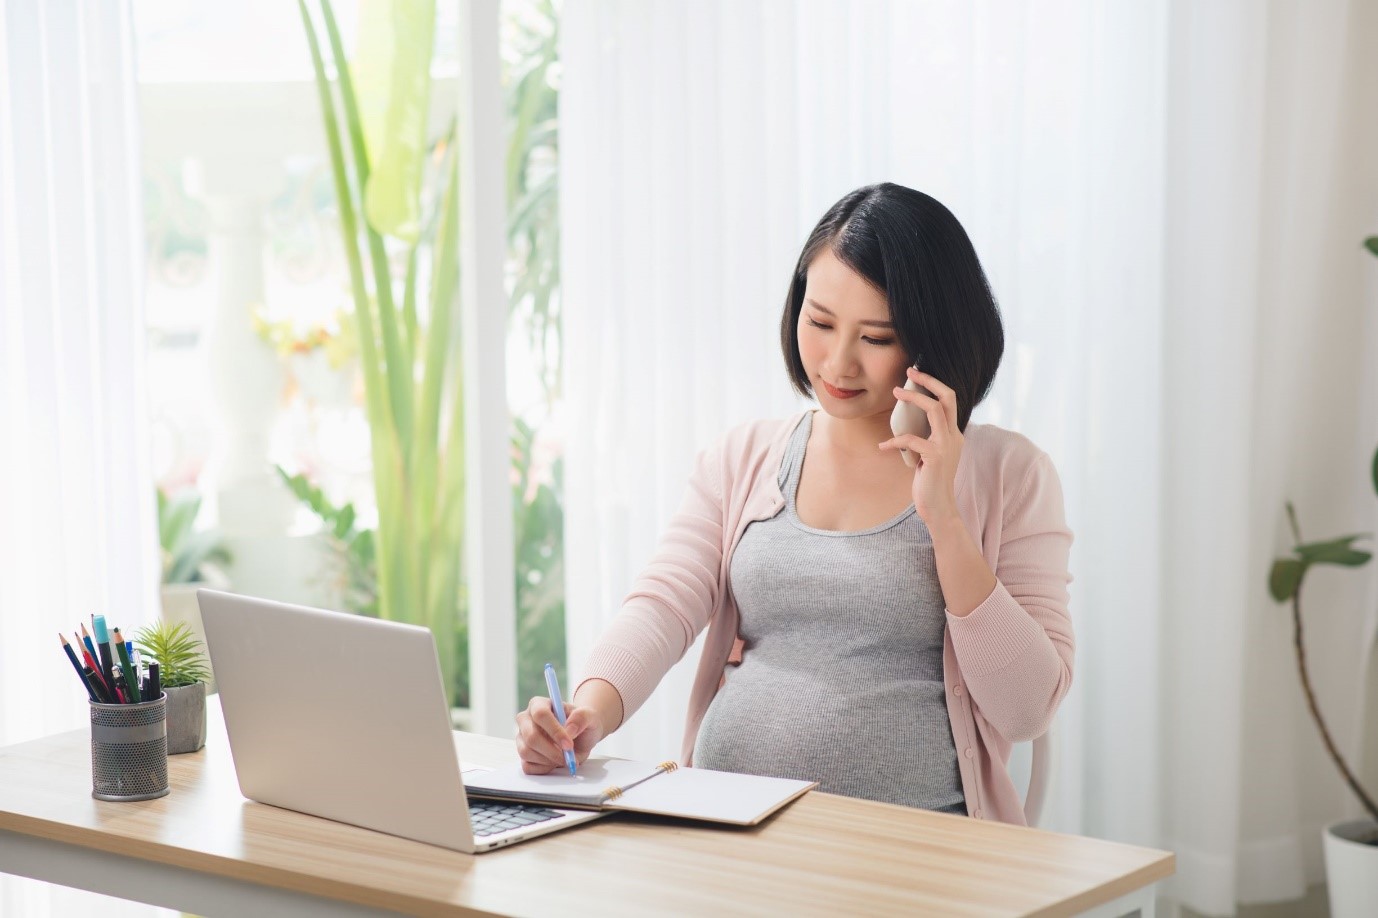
[{"left": 824, "top": 340, "right": 861, "bottom": 381}]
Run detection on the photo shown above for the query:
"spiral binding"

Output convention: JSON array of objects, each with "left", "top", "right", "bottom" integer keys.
[{"left": 601, "top": 761, "right": 680, "bottom": 801}]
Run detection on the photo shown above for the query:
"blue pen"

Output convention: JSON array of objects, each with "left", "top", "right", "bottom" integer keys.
[{"left": 543, "top": 663, "right": 578, "bottom": 776}]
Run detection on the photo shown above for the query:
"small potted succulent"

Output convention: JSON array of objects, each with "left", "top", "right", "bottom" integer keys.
[{"left": 134, "top": 620, "right": 211, "bottom": 754}]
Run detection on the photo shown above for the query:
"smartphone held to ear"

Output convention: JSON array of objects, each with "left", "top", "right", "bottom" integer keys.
[{"left": 890, "top": 360, "right": 932, "bottom": 469}]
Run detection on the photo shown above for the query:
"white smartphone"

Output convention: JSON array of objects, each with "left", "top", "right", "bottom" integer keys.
[{"left": 889, "top": 359, "right": 932, "bottom": 468}]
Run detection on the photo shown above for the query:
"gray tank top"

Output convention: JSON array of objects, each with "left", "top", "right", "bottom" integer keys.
[{"left": 693, "top": 411, "right": 965, "bottom": 813}]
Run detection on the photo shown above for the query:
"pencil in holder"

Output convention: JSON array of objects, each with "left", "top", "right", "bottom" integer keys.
[{"left": 89, "top": 693, "right": 169, "bottom": 802}]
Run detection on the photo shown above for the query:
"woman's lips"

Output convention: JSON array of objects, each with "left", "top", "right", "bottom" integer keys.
[{"left": 821, "top": 380, "right": 863, "bottom": 399}]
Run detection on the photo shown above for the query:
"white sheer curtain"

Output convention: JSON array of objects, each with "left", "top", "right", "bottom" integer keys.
[
  {"left": 561, "top": 0, "right": 1164, "bottom": 823},
  {"left": 1161, "top": 1, "right": 1378, "bottom": 911},
  {"left": 0, "top": 0, "right": 157, "bottom": 747},
  {"left": 561, "top": 0, "right": 1378, "bottom": 913}
]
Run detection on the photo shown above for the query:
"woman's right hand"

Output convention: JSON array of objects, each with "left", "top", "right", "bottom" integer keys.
[{"left": 515, "top": 696, "right": 606, "bottom": 774}]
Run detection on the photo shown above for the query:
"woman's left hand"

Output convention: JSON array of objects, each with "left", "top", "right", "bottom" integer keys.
[{"left": 880, "top": 367, "right": 963, "bottom": 526}]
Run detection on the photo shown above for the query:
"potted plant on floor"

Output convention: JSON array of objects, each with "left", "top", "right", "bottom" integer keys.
[
  {"left": 134, "top": 620, "right": 212, "bottom": 754},
  {"left": 1267, "top": 234, "right": 1378, "bottom": 918}
]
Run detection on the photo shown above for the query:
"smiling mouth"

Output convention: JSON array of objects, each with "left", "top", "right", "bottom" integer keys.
[{"left": 821, "top": 380, "right": 863, "bottom": 398}]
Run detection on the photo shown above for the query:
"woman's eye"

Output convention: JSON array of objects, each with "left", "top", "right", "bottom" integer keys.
[{"left": 807, "top": 317, "right": 893, "bottom": 346}]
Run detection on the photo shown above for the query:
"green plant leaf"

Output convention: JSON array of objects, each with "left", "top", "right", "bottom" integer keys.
[
  {"left": 352, "top": 528, "right": 375, "bottom": 564},
  {"left": 166, "top": 530, "right": 227, "bottom": 584},
  {"left": 334, "top": 503, "right": 356, "bottom": 539},
  {"left": 417, "top": 139, "right": 459, "bottom": 459},
  {"left": 276, "top": 466, "right": 308, "bottom": 503},
  {"left": 1365, "top": 236, "right": 1378, "bottom": 258},
  {"left": 356, "top": 0, "right": 435, "bottom": 243},
  {"left": 158, "top": 488, "right": 228, "bottom": 584},
  {"left": 1310, "top": 549, "right": 1372, "bottom": 567},
  {"left": 402, "top": 244, "right": 419, "bottom": 360},
  {"left": 319, "top": 0, "right": 412, "bottom": 447},
  {"left": 157, "top": 485, "right": 170, "bottom": 543},
  {"left": 1269, "top": 558, "right": 1306, "bottom": 601},
  {"left": 299, "top": 0, "right": 392, "bottom": 453},
  {"left": 134, "top": 620, "right": 210, "bottom": 687},
  {"left": 1295, "top": 534, "right": 1372, "bottom": 567},
  {"left": 159, "top": 491, "right": 200, "bottom": 555},
  {"left": 1372, "top": 444, "right": 1378, "bottom": 498}
]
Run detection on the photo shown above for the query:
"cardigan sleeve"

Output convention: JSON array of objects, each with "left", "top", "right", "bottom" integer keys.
[
  {"left": 574, "top": 440, "right": 728, "bottom": 726},
  {"left": 944, "top": 451, "right": 1074, "bottom": 742}
]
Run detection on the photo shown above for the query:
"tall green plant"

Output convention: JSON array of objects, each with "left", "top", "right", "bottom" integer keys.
[
  {"left": 1267, "top": 236, "right": 1378, "bottom": 825},
  {"left": 505, "top": 0, "right": 561, "bottom": 401},
  {"left": 512, "top": 418, "right": 565, "bottom": 703},
  {"left": 505, "top": 0, "right": 565, "bottom": 706},
  {"left": 299, "top": 0, "right": 467, "bottom": 703}
]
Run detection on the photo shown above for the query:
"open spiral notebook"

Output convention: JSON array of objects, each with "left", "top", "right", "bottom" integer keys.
[{"left": 464, "top": 757, "right": 816, "bottom": 826}]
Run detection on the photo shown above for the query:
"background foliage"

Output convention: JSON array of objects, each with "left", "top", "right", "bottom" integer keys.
[{"left": 286, "top": 0, "right": 564, "bottom": 708}]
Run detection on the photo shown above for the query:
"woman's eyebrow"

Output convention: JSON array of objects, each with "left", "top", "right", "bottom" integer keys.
[{"left": 805, "top": 299, "right": 894, "bottom": 329}]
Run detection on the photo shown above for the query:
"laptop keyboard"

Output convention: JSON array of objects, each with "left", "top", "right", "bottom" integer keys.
[{"left": 468, "top": 800, "right": 564, "bottom": 837}]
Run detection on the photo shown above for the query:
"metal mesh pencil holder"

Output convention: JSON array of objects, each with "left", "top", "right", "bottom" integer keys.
[{"left": 89, "top": 693, "right": 169, "bottom": 802}]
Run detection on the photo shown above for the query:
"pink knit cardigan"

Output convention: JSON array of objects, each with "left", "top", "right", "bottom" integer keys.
[{"left": 577, "top": 410, "right": 1074, "bottom": 825}]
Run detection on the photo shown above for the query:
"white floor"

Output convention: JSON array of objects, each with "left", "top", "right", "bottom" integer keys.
[{"left": 1179, "top": 884, "right": 1329, "bottom": 918}]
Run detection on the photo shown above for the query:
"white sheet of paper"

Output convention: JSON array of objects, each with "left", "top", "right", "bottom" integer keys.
[
  {"left": 609, "top": 767, "right": 816, "bottom": 825},
  {"left": 464, "top": 757, "right": 665, "bottom": 806}
]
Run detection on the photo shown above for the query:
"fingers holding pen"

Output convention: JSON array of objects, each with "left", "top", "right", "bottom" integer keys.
[
  {"left": 563, "top": 708, "right": 601, "bottom": 760},
  {"left": 536, "top": 696, "right": 576, "bottom": 749},
  {"left": 516, "top": 696, "right": 573, "bottom": 773}
]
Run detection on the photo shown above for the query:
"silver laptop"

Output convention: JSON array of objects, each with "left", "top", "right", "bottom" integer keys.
[{"left": 198, "top": 589, "right": 603, "bottom": 853}]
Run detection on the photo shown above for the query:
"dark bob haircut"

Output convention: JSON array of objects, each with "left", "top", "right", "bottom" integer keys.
[{"left": 780, "top": 183, "right": 1004, "bottom": 431}]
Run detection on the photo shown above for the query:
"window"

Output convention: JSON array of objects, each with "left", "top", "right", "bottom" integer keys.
[{"left": 133, "top": 0, "right": 565, "bottom": 723}]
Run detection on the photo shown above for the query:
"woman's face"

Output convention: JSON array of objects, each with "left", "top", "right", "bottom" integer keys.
[{"left": 796, "top": 248, "right": 910, "bottom": 423}]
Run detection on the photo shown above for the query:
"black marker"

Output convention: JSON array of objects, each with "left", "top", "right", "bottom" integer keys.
[
  {"left": 59, "top": 635, "right": 98, "bottom": 702},
  {"left": 86, "top": 665, "right": 113, "bottom": 703}
]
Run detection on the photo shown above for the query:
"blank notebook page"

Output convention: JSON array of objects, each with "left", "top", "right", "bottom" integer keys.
[
  {"left": 610, "top": 767, "right": 815, "bottom": 825},
  {"left": 465, "top": 758, "right": 666, "bottom": 806}
]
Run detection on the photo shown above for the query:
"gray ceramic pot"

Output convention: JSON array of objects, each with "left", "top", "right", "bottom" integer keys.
[{"left": 163, "top": 682, "right": 207, "bottom": 754}]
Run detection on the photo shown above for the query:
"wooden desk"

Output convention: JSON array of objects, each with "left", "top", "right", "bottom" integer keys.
[{"left": 0, "top": 701, "right": 1172, "bottom": 917}]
